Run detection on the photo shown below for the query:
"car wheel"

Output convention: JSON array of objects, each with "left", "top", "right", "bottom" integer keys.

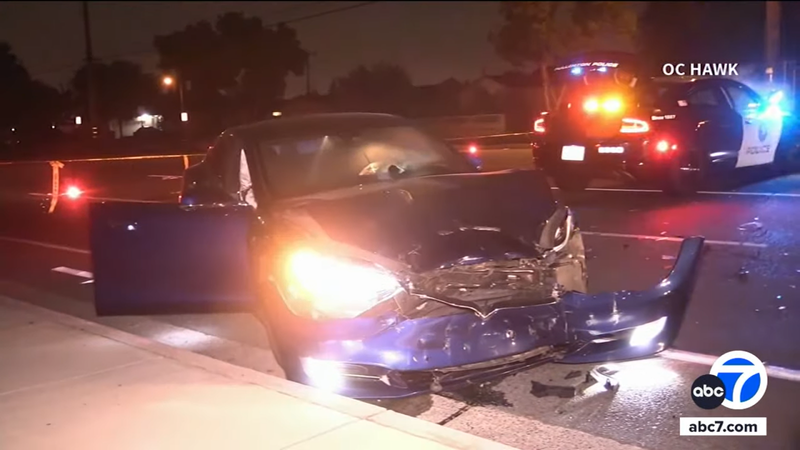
[
  {"left": 662, "top": 151, "right": 705, "bottom": 196},
  {"left": 254, "top": 304, "right": 305, "bottom": 383},
  {"left": 772, "top": 141, "right": 800, "bottom": 175}
]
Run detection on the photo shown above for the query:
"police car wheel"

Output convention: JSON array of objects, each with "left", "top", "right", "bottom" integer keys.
[{"left": 663, "top": 152, "right": 706, "bottom": 196}]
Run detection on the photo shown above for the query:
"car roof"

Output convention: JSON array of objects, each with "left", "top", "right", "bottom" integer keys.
[{"left": 229, "top": 112, "right": 412, "bottom": 142}]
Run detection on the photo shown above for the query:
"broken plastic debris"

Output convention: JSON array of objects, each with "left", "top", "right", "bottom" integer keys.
[
  {"left": 779, "top": 306, "right": 787, "bottom": 310},
  {"left": 736, "top": 267, "right": 749, "bottom": 282},
  {"left": 661, "top": 255, "right": 676, "bottom": 260},
  {"left": 660, "top": 231, "right": 667, "bottom": 236},
  {"left": 738, "top": 221, "right": 763, "bottom": 232},
  {"left": 777, "top": 295, "right": 783, "bottom": 300}
]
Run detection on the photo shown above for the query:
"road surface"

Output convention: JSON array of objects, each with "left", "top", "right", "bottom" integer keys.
[{"left": 1, "top": 146, "right": 799, "bottom": 449}]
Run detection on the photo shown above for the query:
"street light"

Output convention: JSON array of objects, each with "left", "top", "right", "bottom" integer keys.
[{"left": 162, "top": 74, "right": 186, "bottom": 123}]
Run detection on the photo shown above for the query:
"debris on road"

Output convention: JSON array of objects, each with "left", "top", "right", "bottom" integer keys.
[
  {"left": 736, "top": 267, "right": 749, "bottom": 282},
  {"left": 738, "top": 221, "right": 763, "bottom": 232},
  {"left": 529, "top": 365, "right": 620, "bottom": 398}
]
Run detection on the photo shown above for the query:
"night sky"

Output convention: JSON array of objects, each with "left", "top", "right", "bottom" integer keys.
[{"left": 0, "top": 1, "right": 510, "bottom": 97}]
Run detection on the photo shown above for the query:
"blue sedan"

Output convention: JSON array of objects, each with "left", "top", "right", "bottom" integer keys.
[{"left": 89, "top": 113, "right": 704, "bottom": 399}]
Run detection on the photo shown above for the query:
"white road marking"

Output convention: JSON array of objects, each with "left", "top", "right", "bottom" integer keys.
[
  {"left": 551, "top": 186, "right": 800, "bottom": 197},
  {"left": 52, "top": 266, "right": 93, "bottom": 279},
  {"left": 581, "top": 231, "right": 768, "bottom": 248},
  {"left": 147, "top": 175, "right": 183, "bottom": 180},
  {"left": 661, "top": 349, "right": 800, "bottom": 383},
  {"left": 0, "top": 236, "right": 90, "bottom": 255}
]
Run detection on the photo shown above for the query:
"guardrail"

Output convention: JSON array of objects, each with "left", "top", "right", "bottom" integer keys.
[{"left": 0, "top": 132, "right": 533, "bottom": 213}]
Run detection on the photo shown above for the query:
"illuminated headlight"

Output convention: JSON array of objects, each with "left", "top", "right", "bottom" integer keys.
[
  {"left": 301, "top": 358, "right": 346, "bottom": 391},
  {"left": 629, "top": 316, "right": 667, "bottom": 347},
  {"left": 283, "top": 249, "right": 403, "bottom": 319}
]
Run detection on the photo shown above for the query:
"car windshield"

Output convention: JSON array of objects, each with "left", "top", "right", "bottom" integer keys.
[{"left": 256, "top": 125, "right": 475, "bottom": 199}]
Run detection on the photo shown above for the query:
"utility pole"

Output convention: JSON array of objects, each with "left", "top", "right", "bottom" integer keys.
[
  {"left": 766, "top": 1, "right": 781, "bottom": 84},
  {"left": 305, "top": 52, "right": 316, "bottom": 95},
  {"left": 82, "top": 1, "right": 99, "bottom": 130}
]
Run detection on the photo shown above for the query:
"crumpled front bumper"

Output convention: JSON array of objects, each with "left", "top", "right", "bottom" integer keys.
[{"left": 279, "top": 237, "right": 704, "bottom": 399}]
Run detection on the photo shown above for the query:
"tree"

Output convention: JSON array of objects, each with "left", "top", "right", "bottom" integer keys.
[
  {"left": 639, "top": 2, "right": 764, "bottom": 72},
  {"left": 154, "top": 12, "right": 307, "bottom": 124},
  {"left": 71, "top": 60, "right": 158, "bottom": 127},
  {"left": 329, "top": 63, "right": 416, "bottom": 115},
  {"left": 0, "top": 42, "right": 65, "bottom": 134},
  {"left": 490, "top": 2, "right": 638, "bottom": 110}
]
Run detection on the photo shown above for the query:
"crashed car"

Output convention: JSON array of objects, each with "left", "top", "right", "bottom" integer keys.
[{"left": 89, "top": 113, "right": 704, "bottom": 399}]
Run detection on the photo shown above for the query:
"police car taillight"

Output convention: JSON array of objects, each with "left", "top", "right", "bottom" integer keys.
[
  {"left": 620, "top": 118, "right": 649, "bottom": 134},
  {"left": 534, "top": 118, "right": 546, "bottom": 133},
  {"left": 655, "top": 140, "right": 678, "bottom": 153}
]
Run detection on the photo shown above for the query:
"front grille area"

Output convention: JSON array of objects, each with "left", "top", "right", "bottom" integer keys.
[
  {"left": 384, "top": 345, "right": 566, "bottom": 391},
  {"left": 413, "top": 261, "right": 559, "bottom": 308}
]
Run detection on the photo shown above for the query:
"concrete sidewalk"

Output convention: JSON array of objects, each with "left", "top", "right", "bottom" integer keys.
[{"left": 0, "top": 296, "right": 516, "bottom": 450}]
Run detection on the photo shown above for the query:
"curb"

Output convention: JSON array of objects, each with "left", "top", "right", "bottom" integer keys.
[{"left": 0, "top": 295, "right": 517, "bottom": 450}]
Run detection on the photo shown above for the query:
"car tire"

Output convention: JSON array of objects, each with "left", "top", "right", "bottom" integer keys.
[
  {"left": 254, "top": 303, "right": 306, "bottom": 383},
  {"left": 662, "top": 151, "right": 705, "bottom": 196}
]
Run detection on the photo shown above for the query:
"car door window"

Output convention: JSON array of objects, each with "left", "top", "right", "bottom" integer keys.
[
  {"left": 723, "top": 84, "right": 761, "bottom": 117},
  {"left": 204, "top": 135, "right": 241, "bottom": 198},
  {"left": 686, "top": 87, "right": 722, "bottom": 107}
]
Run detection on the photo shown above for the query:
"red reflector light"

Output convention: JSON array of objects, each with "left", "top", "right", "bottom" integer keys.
[
  {"left": 468, "top": 145, "right": 478, "bottom": 154},
  {"left": 65, "top": 186, "right": 82, "bottom": 199},
  {"left": 534, "top": 118, "right": 545, "bottom": 133}
]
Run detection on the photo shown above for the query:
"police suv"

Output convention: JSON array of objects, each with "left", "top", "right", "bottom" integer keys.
[{"left": 533, "top": 65, "right": 798, "bottom": 194}]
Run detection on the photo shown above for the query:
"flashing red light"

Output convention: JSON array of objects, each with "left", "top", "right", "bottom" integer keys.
[
  {"left": 65, "top": 186, "right": 82, "bottom": 199},
  {"left": 468, "top": 144, "right": 478, "bottom": 154}
]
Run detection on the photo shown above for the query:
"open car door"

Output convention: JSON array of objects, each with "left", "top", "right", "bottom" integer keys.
[{"left": 89, "top": 201, "right": 258, "bottom": 316}]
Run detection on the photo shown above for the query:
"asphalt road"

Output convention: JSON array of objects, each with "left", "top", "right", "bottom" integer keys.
[{"left": 1, "top": 146, "right": 800, "bottom": 449}]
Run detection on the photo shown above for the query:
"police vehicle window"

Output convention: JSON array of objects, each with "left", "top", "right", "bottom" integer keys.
[
  {"left": 686, "top": 88, "right": 720, "bottom": 107},
  {"left": 257, "top": 126, "right": 474, "bottom": 199},
  {"left": 724, "top": 85, "right": 760, "bottom": 113}
]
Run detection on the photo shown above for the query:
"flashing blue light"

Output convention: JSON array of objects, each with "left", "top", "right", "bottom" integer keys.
[
  {"left": 571, "top": 67, "right": 582, "bottom": 75},
  {"left": 597, "top": 67, "right": 607, "bottom": 73}
]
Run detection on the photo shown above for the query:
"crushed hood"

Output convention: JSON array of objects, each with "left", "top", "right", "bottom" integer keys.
[{"left": 277, "top": 170, "right": 558, "bottom": 272}]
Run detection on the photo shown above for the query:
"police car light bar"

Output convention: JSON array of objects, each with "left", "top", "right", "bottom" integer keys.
[{"left": 555, "top": 62, "right": 620, "bottom": 72}]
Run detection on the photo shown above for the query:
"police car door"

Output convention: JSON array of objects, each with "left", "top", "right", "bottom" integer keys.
[
  {"left": 683, "top": 84, "right": 742, "bottom": 166},
  {"left": 723, "top": 83, "right": 782, "bottom": 168}
]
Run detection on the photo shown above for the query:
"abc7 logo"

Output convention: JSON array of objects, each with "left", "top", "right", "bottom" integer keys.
[
  {"left": 691, "top": 350, "right": 768, "bottom": 410},
  {"left": 691, "top": 374, "right": 726, "bottom": 409}
]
